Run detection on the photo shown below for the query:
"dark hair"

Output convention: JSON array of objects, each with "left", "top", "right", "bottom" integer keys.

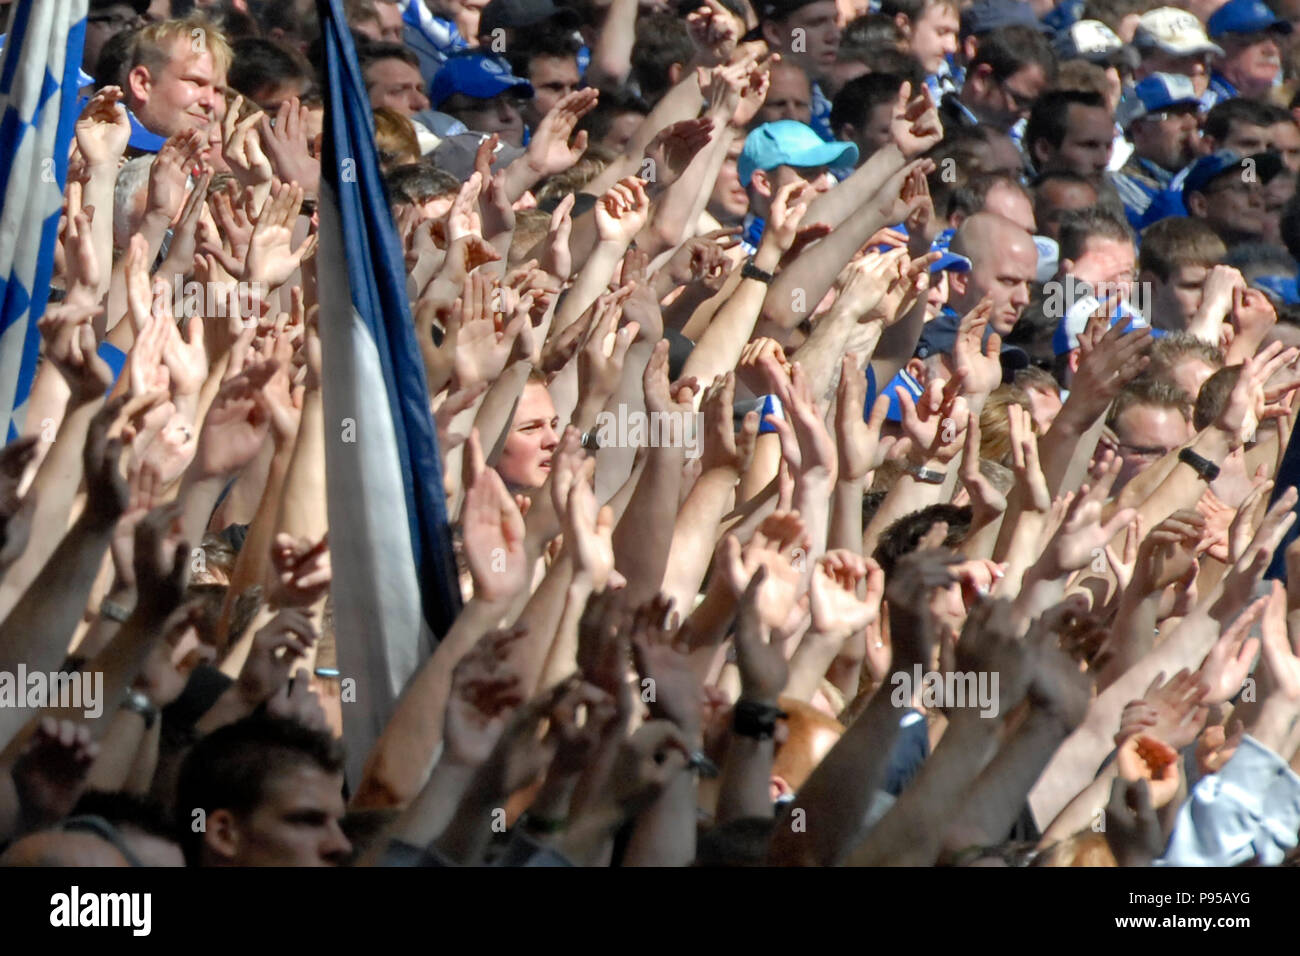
[
  {"left": 1223, "top": 240, "right": 1299, "bottom": 281},
  {"left": 175, "top": 715, "right": 345, "bottom": 865},
  {"left": 830, "top": 72, "right": 904, "bottom": 138},
  {"left": 1026, "top": 89, "right": 1106, "bottom": 154},
  {"left": 357, "top": 39, "right": 420, "bottom": 74},
  {"left": 577, "top": 86, "right": 651, "bottom": 143},
  {"left": 1056, "top": 206, "right": 1134, "bottom": 263},
  {"left": 879, "top": 0, "right": 956, "bottom": 19},
  {"left": 385, "top": 161, "right": 462, "bottom": 203},
  {"left": 1024, "top": 89, "right": 1107, "bottom": 158},
  {"left": 94, "top": 25, "right": 138, "bottom": 88},
  {"left": 1193, "top": 364, "right": 1242, "bottom": 431},
  {"left": 228, "top": 36, "right": 314, "bottom": 101},
  {"left": 1204, "top": 98, "right": 1277, "bottom": 144},
  {"left": 873, "top": 504, "right": 973, "bottom": 576},
  {"left": 949, "top": 170, "right": 1032, "bottom": 220},
  {"left": 1281, "top": 192, "right": 1300, "bottom": 261},
  {"left": 631, "top": 13, "right": 693, "bottom": 104},
  {"left": 71, "top": 790, "right": 179, "bottom": 843},
  {"left": 506, "top": 23, "right": 583, "bottom": 78},
  {"left": 694, "top": 817, "right": 777, "bottom": 866},
  {"left": 840, "top": 12, "right": 906, "bottom": 57},
  {"left": 968, "top": 24, "right": 1057, "bottom": 85}
]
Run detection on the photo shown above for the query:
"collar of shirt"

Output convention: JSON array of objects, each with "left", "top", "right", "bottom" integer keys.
[
  {"left": 809, "top": 81, "right": 834, "bottom": 141},
  {"left": 1208, "top": 71, "right": 1239, "bottom": 104},
  {"left": 741, "top": 212, "right": 765, "bottom": 254}
]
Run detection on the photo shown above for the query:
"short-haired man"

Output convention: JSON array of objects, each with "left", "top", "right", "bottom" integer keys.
[
  {"left": 177, "top": 716, "right": 352, "bottom": 867},
  {"left": 1107, "top": 379, "right": 1195, "bottom": 491},
  {"left": 1112, "top": 73, "right": 1203, "bottom": 229},
  {"left": 1203, "top": 96, "right": 1278, "bottom": 153},
  {"left": 881, "top": 0, "right": 962, "bottom": 99},
  {"left": 939, "top": 23, "right": 1057, "bottom": 133},
  {"left": 736, "top": 120, "right": 858, "bottom": 253},
  {"left": 755, "top": 59, "right": 815, "bottom": 127},
  {"left": 507, "top": 26, "right": 583, "bottom": 135},
  {"left": 347, "top": 0, "right": 406, "bottom": 44},
  {"left": 1026, "top": 89, "right": 1114, "bottom": 187},
  {"left": 947, "top": 211, "right": 1039, "bottom": 334},
  {"left": 1138, "top": 216, "right": 1229, "bottom": 330},
  {"left": 1033, "top": 171, "right": 1099, "bottom": 241},
  {"left": 1182, "top": 149, "right": 1274, "bottom": 244},
  {"left": 361, "top": 42, "right": 432, "bottom": 118},
  {"left": 1205, "top": 0, "right": 1294, "bottom": 106},
  {"left": 830, "top": 72, "right": 906, "bottom": 162},
  {"left": 123, "top": 13, "right": 232, "bottom": 147},
  {"left": 947, "top": 171, "right": 1037, "bottom": 234},
  {"left": 429, "top": 52, "right": 535, "bottom": 147},
  {"left": 227, "top": 37, "right": 313, "bottom": 112},
  {"left": 759, "top": 0, "right": 843, "bottom": 140}
]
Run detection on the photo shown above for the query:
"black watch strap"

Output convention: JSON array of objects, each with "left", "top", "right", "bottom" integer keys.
[
  {"left": 741, "top": 258, "right": 774, "bottom": 284},
  {"left": 1178, "top": 447, "right": 1221, "bottom": 482},
  {"left": 732, "top": 699, "right": 788, "bottom": 739}
]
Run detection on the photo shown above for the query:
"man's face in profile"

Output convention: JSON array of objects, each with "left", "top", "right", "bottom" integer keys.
[{"left": 214, "top": 764, "right": 351, "bottom": 866}]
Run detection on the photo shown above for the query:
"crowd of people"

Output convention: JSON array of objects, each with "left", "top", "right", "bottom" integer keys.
[{"left": 3, "top": 0, "right": 1300, "bottom": 868}]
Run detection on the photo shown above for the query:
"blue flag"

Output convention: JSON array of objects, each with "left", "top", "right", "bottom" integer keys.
[
  {"left": 316, "top": 0, "right": 461, "bottom": 780},
  {"left": 0, "top": 0, "right": 87, "bottom": 438}
]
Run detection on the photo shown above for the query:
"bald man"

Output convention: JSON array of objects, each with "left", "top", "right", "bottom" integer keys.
[{"left": 946, "top": 213, "right": 1039, "bottom": 335}]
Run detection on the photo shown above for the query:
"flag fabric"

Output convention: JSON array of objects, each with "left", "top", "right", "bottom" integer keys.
[
  {"left": 315, "top": 0, "right": 462, "bottom": 782},
  {"left": 0, "top": 0, "right": 87, "bottom": 438}
]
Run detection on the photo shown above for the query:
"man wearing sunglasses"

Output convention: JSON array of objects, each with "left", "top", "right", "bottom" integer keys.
[{"left": 1113, "top": 73, "right": 1205, "bottom": 229}]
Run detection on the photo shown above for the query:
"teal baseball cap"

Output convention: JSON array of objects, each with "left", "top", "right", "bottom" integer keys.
[{"left": 738, "top": 121, "right": 859, "bottom": 187}]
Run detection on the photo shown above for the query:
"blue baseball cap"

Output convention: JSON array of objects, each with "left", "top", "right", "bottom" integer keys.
[
  {"left": 1207, "top": 0, "right": 1293, "bottom": 37},
  {"left": 1181, "top": 149, "right": 1244, "bottom": 198},
  {"left": 929, "top": 229, "right": 972, "bottom": 273},
  {"left": 1117, "top": 72, "right": 1201, "bottom": 129},
  {"left": 960, "top": 0, "right": 1050, "bottom": 37},
  {"left": 738, "top": 121, "right": 859, "bottom": 187},
  {"left": 429, "top": 53, "right": 533, "bottom": 110}
]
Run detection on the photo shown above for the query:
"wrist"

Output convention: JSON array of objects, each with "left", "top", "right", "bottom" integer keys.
[{"left": 752, "top": 245, "right": 781, "bottom": 274}]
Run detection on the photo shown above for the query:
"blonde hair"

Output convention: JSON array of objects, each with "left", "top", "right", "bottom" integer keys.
[
  {"left": 130, "top": 14, "right": 233, "bottom": 79},
  {"left": 978, "top": 385, "right": 1032, "bottom": 466},
  {"left": 1033, "top": 830, "right": 1118, "bottom": 867},
  {"left": 373, "top": 108, "right": 421, "bottom": 170}
]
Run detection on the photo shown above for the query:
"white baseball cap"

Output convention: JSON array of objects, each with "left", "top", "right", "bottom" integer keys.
[{"left": 1135, "top": 7, "right": 1224, "bottom": 57}]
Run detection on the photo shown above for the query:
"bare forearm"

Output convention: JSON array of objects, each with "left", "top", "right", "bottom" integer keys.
[
  {"left": 661, "top": 468, "right": 737, "bottom": 609},
  {"left": 612, "top": 445, "right": 684, "bottom": 604}
]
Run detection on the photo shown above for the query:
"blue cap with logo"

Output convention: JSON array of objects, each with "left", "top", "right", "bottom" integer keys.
[
  {"left": 429, "top": 53, "right": 534, "bottom": 109},
  {"left": 1207, "top": 0, "right": 1293, "bottom": 37},
  {"left": 928, "top": 229, "right": 972, "bottom": 273},
  {"left": 1117, "top": 72, "right": 1201, "bottom": 129},
  {"left": 738, "top": 121, "right": 859, "bottom": 187},
  {"left": 1181, "top": 149, "right": 1245, "bottom": 198}
]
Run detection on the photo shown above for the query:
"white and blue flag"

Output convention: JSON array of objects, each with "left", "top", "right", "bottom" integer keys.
[
  {"left": 316, "top": 0, "right": 462, "bottom": 781},
  {"left": 0, "top": 0, "right": 87, "bottom": 438}
]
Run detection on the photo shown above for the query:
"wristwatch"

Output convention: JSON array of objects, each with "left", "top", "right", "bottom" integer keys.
[
  {"left": 740, "top": 258, "right": 775, "bottom": 284},
  {"left": 733, "top": 699, "right": 788, "bottom": 740},
  {"left": 904, "top": 463, "right": 946, "bottom": 485},
  {"left": 1178, "top": 447, "right": 1220, "bottom": 482},
  {"left": 121, "top": 689, "right": 158, "bottom": 730}
]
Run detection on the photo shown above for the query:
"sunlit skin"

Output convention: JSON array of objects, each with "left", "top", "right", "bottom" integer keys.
[
  {"left": 709, "top": 139, "right": 751, "bottom": 222},
  {"left": 762, "top": 0, "right": 841, "bottom": 82},
  {"left": 1217, "top": 31, "right": 1283, "bottom": 99},
  {"left": 981, "top": 181, "right": 1036, "bottom": 235},
  {"left": 837, "top": 101, "right": 895, "bottom": 164},
  {"left": 1135, "top": 51, "right": 1212, "bottom": 97},
  {"left": 900, "top": 2, "right": 959, "bottom": 76},
  {"left": 1270, "top": 120, "right": 1300, "bottom": 171},
  {"left": 1185, "top": 173, "right": 1268, "bottom": 242},
  {"left": 1144, "top": 262, "right": 1210, "bottom": 330},
  {"left": 441, "top": 92, "right": 526, "bottom": 146},
  {"left": 1168, "top": 357, "right": 1218, "bottom": 401},
  {"left": 961, "top": 62, "right": 1050, "bottom": 132},
  {"left": 1130, "top": 105, "right": 1201, "bottom": 171},
  {"left": 755, "top": 62, "right": 813, "bottom": 126},
  {"left": 203, "top": 765, "right": 351, "bottom": 867},
  {"left": 948, "top": 213, "right": 1038, "bottom": 335},
  {"left": 1032, "top": 103, "right": 1114, "bottom": 185},
  {"left": 1112, "top": 404, "right": 1193, "bottom": 491},
  {"left": 364, "top": 57, "right": 431, "bottom": 117},
  {"left": 523, "top": 55, "right": 580, "bottom": 130},
  {"left": 1034, "top": 178, "right": 1098, "bottom": 241},
  {"left": 127, "top": 39, "right": 225, "bottom": 139},
  {"left": 1062, "top": 237, "right": 1137, "bottom": 307},
  {"left": 1023, "top": 384, "right": 1063, "bottom": 431},
  {"left": 498, "top": 382, "right": 560, "bottom": 491},
  {"left": 748, "top": 163, "right": 835, "bottom": 220}
]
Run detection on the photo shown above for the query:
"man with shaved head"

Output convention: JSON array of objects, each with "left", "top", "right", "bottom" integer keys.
[{"left": 947, "top": 212, "right": 1039, "bottom": 335}]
